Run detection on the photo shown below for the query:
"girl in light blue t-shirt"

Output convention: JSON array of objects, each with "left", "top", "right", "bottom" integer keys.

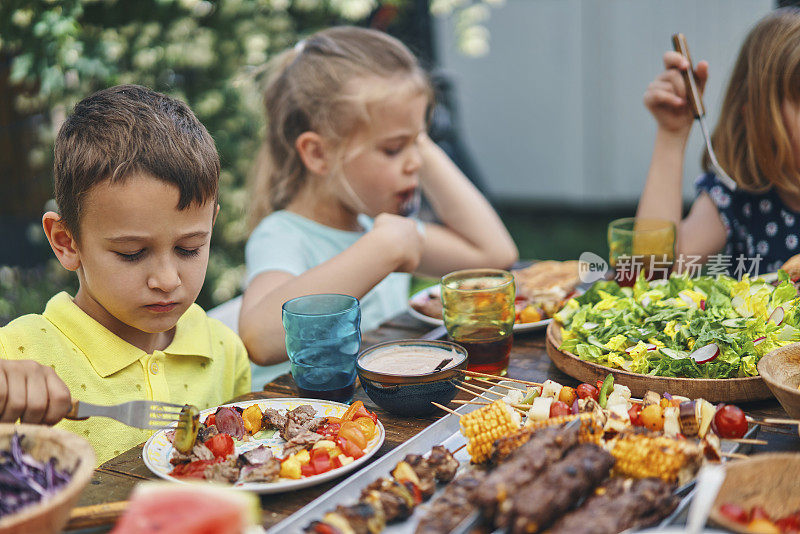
[{"left": 241, "top": 26, "right": 518, "bottom": 389}]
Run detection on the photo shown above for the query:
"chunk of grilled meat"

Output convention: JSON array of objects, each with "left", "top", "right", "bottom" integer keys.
[
  {"left": 334, "top": 501, "right": 386, "bottom": 534},
  {"left": 414, "top": 470, "right": 487, "bottom": 534},
  {"left": 402, "top": 454, "right": 436, "bottom": 498},
  {"left": 508, "top": 443, "right": 615, "bottom": 534},
  {"left": 427, "top": 445, "right": 459, "bottom": 482},
  {"left": 262, "top": 408, "right": 287, "bottom": 430},
  {"left": 545, "top": 477, "right": 678, "bottom": 534},
  {"left": 476, "top": 424, "right": 580, "bottom": 522},
  {"left": 361, "top": 478, "right": 415, "bottom": 522}
]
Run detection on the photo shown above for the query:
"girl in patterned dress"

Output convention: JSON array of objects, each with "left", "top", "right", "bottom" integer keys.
[{"left": 637, "top": 8, "right": 800, "bottom": 275}]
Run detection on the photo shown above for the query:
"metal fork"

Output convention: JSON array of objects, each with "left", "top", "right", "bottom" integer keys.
[
  {"left": 672, "top": 33, "right": 738, "bottom": 191},
  {"left": 65, "top": 400, "right": 184, "bottom": 430}
]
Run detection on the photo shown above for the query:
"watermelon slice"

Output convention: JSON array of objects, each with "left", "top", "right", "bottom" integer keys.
[{"left": 110, "top": 482, "right": 260, "bottom": 534}]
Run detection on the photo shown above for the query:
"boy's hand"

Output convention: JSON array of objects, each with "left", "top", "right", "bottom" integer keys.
[
  {"left": 644, "top": 51, "right": 709, "bottom": 136},
  {"left": 371, "top": 213, "right": 424, "bottom": 273},
  {"left": 0, "top": 360, "right": 72, "bottom": 425}
]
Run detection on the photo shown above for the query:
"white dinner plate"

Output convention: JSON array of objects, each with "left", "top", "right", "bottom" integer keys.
[
  {"left": 407, "top": 286, "right": 551, "bottom": 333},
  {"left": 143, "top": 398, "right": 385, "bottom": 494}
]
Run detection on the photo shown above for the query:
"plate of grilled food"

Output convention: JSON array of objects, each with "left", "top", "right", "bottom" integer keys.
[
  {"left": 409, "top": 260, "right": 582, "bottom": 332},
  {"left": 143, "top": 398, "right": 384, "bottom": 494},
  {"left": 274, "top": 376, "right": 759, "bottom": 534},
  {"left": 544, "top": 271, "right": 800, "bottom": 401}
]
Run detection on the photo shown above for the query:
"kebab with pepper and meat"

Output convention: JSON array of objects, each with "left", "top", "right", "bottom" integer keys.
[{"left": 304, "top": 445, "right": 459, "bottom": 534}]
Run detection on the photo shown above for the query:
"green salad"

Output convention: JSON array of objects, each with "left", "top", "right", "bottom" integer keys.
[{"left": 554, "top": 272, "right": 800, "bottom": 379}]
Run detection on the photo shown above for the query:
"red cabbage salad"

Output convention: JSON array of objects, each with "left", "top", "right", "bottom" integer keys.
[{"left": 0, "top": 432, "right": 72, "bottom": 518}]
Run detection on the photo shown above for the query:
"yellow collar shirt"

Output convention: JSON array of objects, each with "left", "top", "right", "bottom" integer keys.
[{"left": 0, "top": 292, "right": 251, "bottom": 465}]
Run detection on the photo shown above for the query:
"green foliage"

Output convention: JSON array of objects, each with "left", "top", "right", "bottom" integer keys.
[{"left": 0, "top": 0, "right": 501, "bottom": 318}]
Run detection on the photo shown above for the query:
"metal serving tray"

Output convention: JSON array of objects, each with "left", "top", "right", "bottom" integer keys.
[{"left": 269, "top": 382, "right": 758, "bottom": 534}]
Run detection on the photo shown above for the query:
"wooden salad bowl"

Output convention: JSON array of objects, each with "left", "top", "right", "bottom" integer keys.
[
  {"left": 757, "top": 343, "right": 800, "bottom": 419},
  {"left": 0, "top": 423, "right": 96, "bottom": 534},
  {"left": 545, "top": 322, "right": 772, "bottom": 402},
  {"left": 709, "top": 453, "right": 800, "bottom": 533}
]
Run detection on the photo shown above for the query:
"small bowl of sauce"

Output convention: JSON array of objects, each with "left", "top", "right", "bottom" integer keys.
[{"left": 356, "top": 340, "right": 467, "bottom": 417}]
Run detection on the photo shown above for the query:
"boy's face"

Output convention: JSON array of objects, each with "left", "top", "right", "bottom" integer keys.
[{"left": 72, "top": 173, "right": 215, "bottom": 339}]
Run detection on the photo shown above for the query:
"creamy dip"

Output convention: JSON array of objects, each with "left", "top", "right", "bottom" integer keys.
[{"left": 360, "top": 345, "right": 463, "bottom": 375}]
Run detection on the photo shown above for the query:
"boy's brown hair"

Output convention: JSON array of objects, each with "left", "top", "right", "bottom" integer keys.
[{"left": 54, "top": 85, "right": 220, "bottom": 239}]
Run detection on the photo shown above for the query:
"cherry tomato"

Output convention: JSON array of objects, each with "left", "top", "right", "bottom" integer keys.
[
  {"left": 776, "top": 514, "right": 800, "bottom": 534},
  {"left": 205, "top": 433, "right": 235, "bottom": 459},
  {"left": 596, "top": 380, "right": 604, "bottom": 390},
  {"left": 337, "top": 437, "right": 364, "bottom": 459},
  {"left": 628, "top": 404, "right": 643, "bottom": 426},
  {"left": 341, "top": 401, "right": 364, "bottom": 422},
  {"left": 576, "top": 383, "right": 599, "bottom": 401},
  {"left": 338, "top": 421, "right": 367, "bottom": 450},
  {"left": 353, "top": 417, "right": 377, "bottom": 440},
  {"left": 352, "top": 405, "right": 378, "bottom": 423},
  {"left": 300, "top": 464, "right": 316, "bottom": 477},
  {"left": 204, "top": 414, "right": 216, "bottom": 427},
  {"left": 315, "top": 422, "right": 341, "bottom": 438},
  {"left": 719, "top": 503, "right": 749, "bottom": 524},
  {"left": 550, "top": 401, "right": 571, "bottom": 418},
  {"left": 310, "top": 523, "right": 340, "bottom": 534},
  {"left": 714, "top": 404, "right": 748, "bottom": 439},
  {"left": 310, "top": 449, "right": 333, "bottom": 475}
]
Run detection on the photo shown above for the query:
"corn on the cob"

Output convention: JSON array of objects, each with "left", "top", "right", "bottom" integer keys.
[
  {"left": 460, "top": 401, "right": 521, "bottom": 464},
  {"left": 490, "top": 414, "right": 603, "bottom": 464},
  {"left": 608, "top": 432, "right": 702, "bottom": 484}
]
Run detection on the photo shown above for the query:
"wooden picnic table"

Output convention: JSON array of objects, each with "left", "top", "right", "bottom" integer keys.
[{"left": 66, "top": 312, "right": 800, "bottom": 532}]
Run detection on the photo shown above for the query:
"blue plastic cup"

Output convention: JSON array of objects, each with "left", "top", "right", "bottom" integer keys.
[{"left": 282, "top": 294, "right": 361, "bottom": 402}]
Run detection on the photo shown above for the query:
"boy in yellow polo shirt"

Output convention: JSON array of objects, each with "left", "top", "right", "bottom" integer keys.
[{"left": 0, "top": 85, "right": 250, "bottom": 464}]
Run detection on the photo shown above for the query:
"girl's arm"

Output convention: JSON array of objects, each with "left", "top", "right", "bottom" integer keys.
[
  {"left": 239, "top": 214, "right": 423, "bottom": 366},
  {"left": 637, "top": 51, "right": 726, "bottom": 260},
  {"left": 415, "top": 135, "right": 518, "bottom": 276}
]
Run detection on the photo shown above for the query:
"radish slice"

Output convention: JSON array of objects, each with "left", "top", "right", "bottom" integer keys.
[
  {"left": 754, "top": 336, "right": 766, "bottom": 346},
  {"left": 679, "top": 293, "right": 696, "bottom": 307},
  {"left": 582, "top": 322, "right": 598, "bottom": 330},
  {"left": 690, "top": 343, "right": 719, "bottom": 364},
  {"left": 700, "top": 300, "right": 706, "bottom": 311},
  {"left": 768, "top": 307, "right": 785, "bottom": 325},
  {"left": 641, "top": 296, "right": 651, "bottom": 307},
  {"left": 646, "top": 343, "right": 657, "bottom": 351}
]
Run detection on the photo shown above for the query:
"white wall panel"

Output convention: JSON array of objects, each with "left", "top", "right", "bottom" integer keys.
[{"left": 434, "top": 0, "right": 774, "bottom": 206}]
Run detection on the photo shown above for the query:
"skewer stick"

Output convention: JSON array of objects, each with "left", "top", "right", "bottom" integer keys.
[
  {"left": 452, "top": 399, "right": 531, "bottom": 412},
  {"left": 453, "top": 443, "right": 467, "bottom": 454},
  {"left": 746, "top": 416, "right": 800, "bottom": 427},
  {"left": 471, "top": 377, "right": 517, "bottom": 390},
  {"left": 453, "top": 383, "right": 496, "bottom": 402},
  {"left": 456, "top": 381, "right": 506, "bottom": 398},
  {"left": 461, "top": 369, "right": 542, "bottom": 387},
  {"left": 431, "top": 402, "right": 461, "bottom": 417},
  {"left": 729, "top": 438, "right": 767, "bottom": 445},
  {"left": 722, "top": 451, "right": 748, "bottom": 460}
]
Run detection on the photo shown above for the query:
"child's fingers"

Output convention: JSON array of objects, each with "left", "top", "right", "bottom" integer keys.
[
  {"left": 0, "top": 367, "right": 7, "bottom": 421},
  {"left": 644, "top": 87, "right": 685, "bottom": 109},
  {"left": 21, "top": 369, "right": 48, "bottom": 424},
  {"left": 42, "top": 368, "right": 71, "bottom": 425},
  {"left": 695, "top": 60, "right": 709, "bottom": 93},
  {"left": 663, "top": 51, "right": 690, "bottom": 71},
  {"left": 1, "top": 363, "right": 26, "bottom": 423}
]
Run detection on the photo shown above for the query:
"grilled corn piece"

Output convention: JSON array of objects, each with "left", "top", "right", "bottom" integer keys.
[
  {"left": 460, "top": 401, "right": 521, "bottom": 464},
  {"left": 608, "top": 432, "right": 702, "bottom": 484},
  {"left": 491, "top": 414, "right": 603, "bottom": 464}
]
